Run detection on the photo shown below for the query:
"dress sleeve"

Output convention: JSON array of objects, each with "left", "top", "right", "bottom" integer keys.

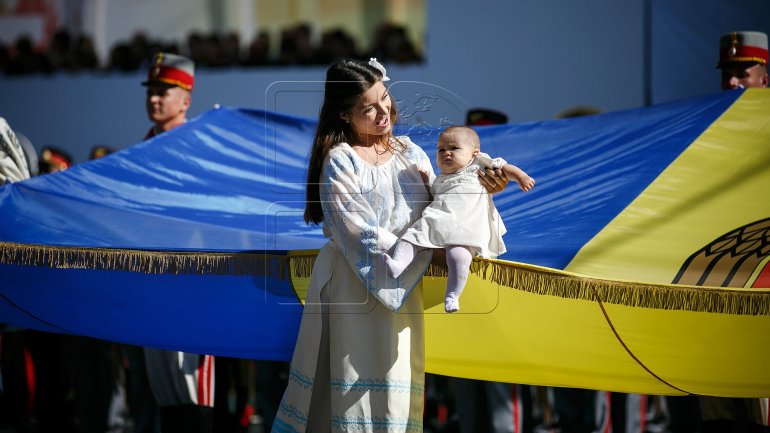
[
  {"left": 0, "top": 118, "right": 30, "bottom": 185},
  {"left": 320, "top": 147, "right": 428, "bottom": 311},
  {"left": 475, "top": 152, "right": 507, "bottom": 170},
  {"left": 321, "top": 150, "right": 399, "bottom": 253}
]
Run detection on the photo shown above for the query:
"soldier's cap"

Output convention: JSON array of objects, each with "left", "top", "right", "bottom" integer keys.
[
  {"left": 40, "top": 146, "right": 72, "bottom": 171},
  {"left": 89, "top": 145, "right": 116, "bottom": 160},
  {"left": 142, "top": 52, "right": 195, "bottom": 91},
  {"left": 717, "top": 31, "right": 768, "bottom": 68},
  {"left": 466, "top": 108, "right": 508, "bottom": 126}
]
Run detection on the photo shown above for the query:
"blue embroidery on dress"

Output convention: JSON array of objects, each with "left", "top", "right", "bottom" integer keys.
[
  {"left": 358, "top": 223, "right": 379, "bottom": 284},
  {"left": 330, "top": 377, "right": 424, "bottom": 394},
  {"left": 271, "top": 416, "right": 301, "bottom": 433},
  {"left": 331, "top": 415, "right": 423, "bottom": 432},
  {"left": 288, "top": 367, "right": 314, "bottom": 389},
  {"left": 275, "top": 400, "right": 308, "bottom": 430}
]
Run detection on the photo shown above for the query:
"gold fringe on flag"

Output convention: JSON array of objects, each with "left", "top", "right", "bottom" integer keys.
[
  {"left": 481, "top": 258, "right": 770, "bottom": 316},
  {"left": 413, "top": 258, "right": 767, "bottom": 316},
  {"left": 1, "top": 242, "right": 768, "bottom": 316},
  {"left": 0, "top": 241, "right": 291, "bottom": 279}
]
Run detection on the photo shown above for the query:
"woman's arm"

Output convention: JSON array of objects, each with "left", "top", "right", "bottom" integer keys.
[{"left": 320, "top": 147, "right": 429, "bottom": 311}]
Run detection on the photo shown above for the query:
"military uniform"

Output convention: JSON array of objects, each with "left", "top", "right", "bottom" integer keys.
[{"left": 138, "top": 52, "right": 216, "bottom": 433}]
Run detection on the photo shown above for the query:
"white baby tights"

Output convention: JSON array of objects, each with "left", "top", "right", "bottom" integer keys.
[{"left": 444, "top": 245, "right": 472, "bottom": 313}]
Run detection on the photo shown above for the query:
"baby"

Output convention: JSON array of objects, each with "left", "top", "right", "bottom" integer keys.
[{"left": 383, "top": 126, "right": 535, "bottom": 312}]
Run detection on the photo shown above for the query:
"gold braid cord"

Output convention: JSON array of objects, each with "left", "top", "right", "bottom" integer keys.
[{"left": 1, "top": 241, "right": 767, "bottom": 316}]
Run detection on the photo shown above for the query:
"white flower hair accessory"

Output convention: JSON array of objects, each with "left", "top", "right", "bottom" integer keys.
[{"left": 368, "top": 57, "right": 390, "bottom": 81}]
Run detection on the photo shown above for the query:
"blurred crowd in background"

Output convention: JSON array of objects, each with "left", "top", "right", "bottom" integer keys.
[{"left": 0, "top": 21, "right": 422, "bottom": 76}]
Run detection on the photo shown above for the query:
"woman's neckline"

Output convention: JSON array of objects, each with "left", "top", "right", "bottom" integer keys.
[{"left": 347, "top": 141, "right": 398, "bottom": 168}]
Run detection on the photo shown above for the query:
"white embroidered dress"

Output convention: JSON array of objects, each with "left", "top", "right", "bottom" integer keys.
[
  {"left": 399, "top": 152, "right": 508, "bottom": 258},
  {"left": 272, "top": 137, "right": 434, "bottom": 433}
]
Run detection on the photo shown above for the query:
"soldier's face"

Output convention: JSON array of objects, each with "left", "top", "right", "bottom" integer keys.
[
  {"left": 146, "top": 85, "right": 191, "bottom": 123},
  {"left": 720, "top": 63, "right": 769, "bottom": 90}
]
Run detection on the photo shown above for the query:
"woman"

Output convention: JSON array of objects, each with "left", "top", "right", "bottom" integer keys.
[{"left": 272, "top": 58, "right": 508, "bottom": 433}]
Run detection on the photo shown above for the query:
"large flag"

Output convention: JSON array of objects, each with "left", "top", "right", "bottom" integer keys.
[{"left": 0, "top": 89, "right": 768, "bottom": 397}]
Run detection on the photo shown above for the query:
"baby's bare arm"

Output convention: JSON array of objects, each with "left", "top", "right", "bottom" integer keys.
[
  {"left": 418, "top": 166, "right": 433, "bottom": 199},
  {"left": 502, "top": 164, "right": 535, "bottom": 192},
  {"left": 418, "top": 166, "right": 430, "bottom": 185}
]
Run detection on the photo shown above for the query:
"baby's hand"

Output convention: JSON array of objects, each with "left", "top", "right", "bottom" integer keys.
[
  {"left": 418, "top": 166, "right": 431, "bottom": 185},
  {"left": 518, "top": 176, "right": 535, "bottom": 192}
]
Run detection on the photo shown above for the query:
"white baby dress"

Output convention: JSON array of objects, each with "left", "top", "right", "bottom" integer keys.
[{"left": 399, "top": 152, "right": 507, "bottom": 258}]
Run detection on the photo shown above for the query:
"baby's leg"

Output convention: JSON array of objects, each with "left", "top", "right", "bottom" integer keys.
[
  {"left": 383, "top": 239, "right": 419, "bottom": 279},
  {"left": 445, "top": 245, "right": 473, "bottom": 313}
]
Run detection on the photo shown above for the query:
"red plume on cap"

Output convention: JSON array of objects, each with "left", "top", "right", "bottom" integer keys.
[
  {"left": 142, "top": 52, "right": 195, "bottom": 91},
  {"left": 39, "top": 146, "right": 72, "bottom": 173}
]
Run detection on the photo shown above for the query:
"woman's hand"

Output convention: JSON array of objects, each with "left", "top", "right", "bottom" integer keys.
[{"left": 478, "top": 168, "right": 510, "bottom": 194}]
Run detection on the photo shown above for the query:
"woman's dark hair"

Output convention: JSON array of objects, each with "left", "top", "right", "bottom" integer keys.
[{"left": 303, "top": 59, "right": 399, "bottom": 225}]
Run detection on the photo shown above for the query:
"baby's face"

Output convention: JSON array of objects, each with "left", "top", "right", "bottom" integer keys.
[{"left": 436, "top": 131, "right": 478, "bottom": 174}]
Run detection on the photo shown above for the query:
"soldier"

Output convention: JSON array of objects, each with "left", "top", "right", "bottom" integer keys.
[
  {"left": 672, "top": 32, "right": 770, "bottom": 433},
  {"left": 143, "top": 52, "right": 195, "bottom": 139},
  {"left": 718, "top": 31, "right": 768, "bottom": 90},
  {"left": 134, "top": 52, "right": 216, "bottom": 433}
]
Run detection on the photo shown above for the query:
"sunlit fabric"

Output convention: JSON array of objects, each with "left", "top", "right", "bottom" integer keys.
[{"left": 0, "top": 89, "right": 768, "bottom": 397}]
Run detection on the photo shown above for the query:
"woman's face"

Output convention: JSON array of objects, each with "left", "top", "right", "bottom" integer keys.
[
  {"left": 343, "top": 81, "right": 392, "bottom": 141},
  {"left": 436, "top": 130, "right": 479, "bottom": 174}
]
